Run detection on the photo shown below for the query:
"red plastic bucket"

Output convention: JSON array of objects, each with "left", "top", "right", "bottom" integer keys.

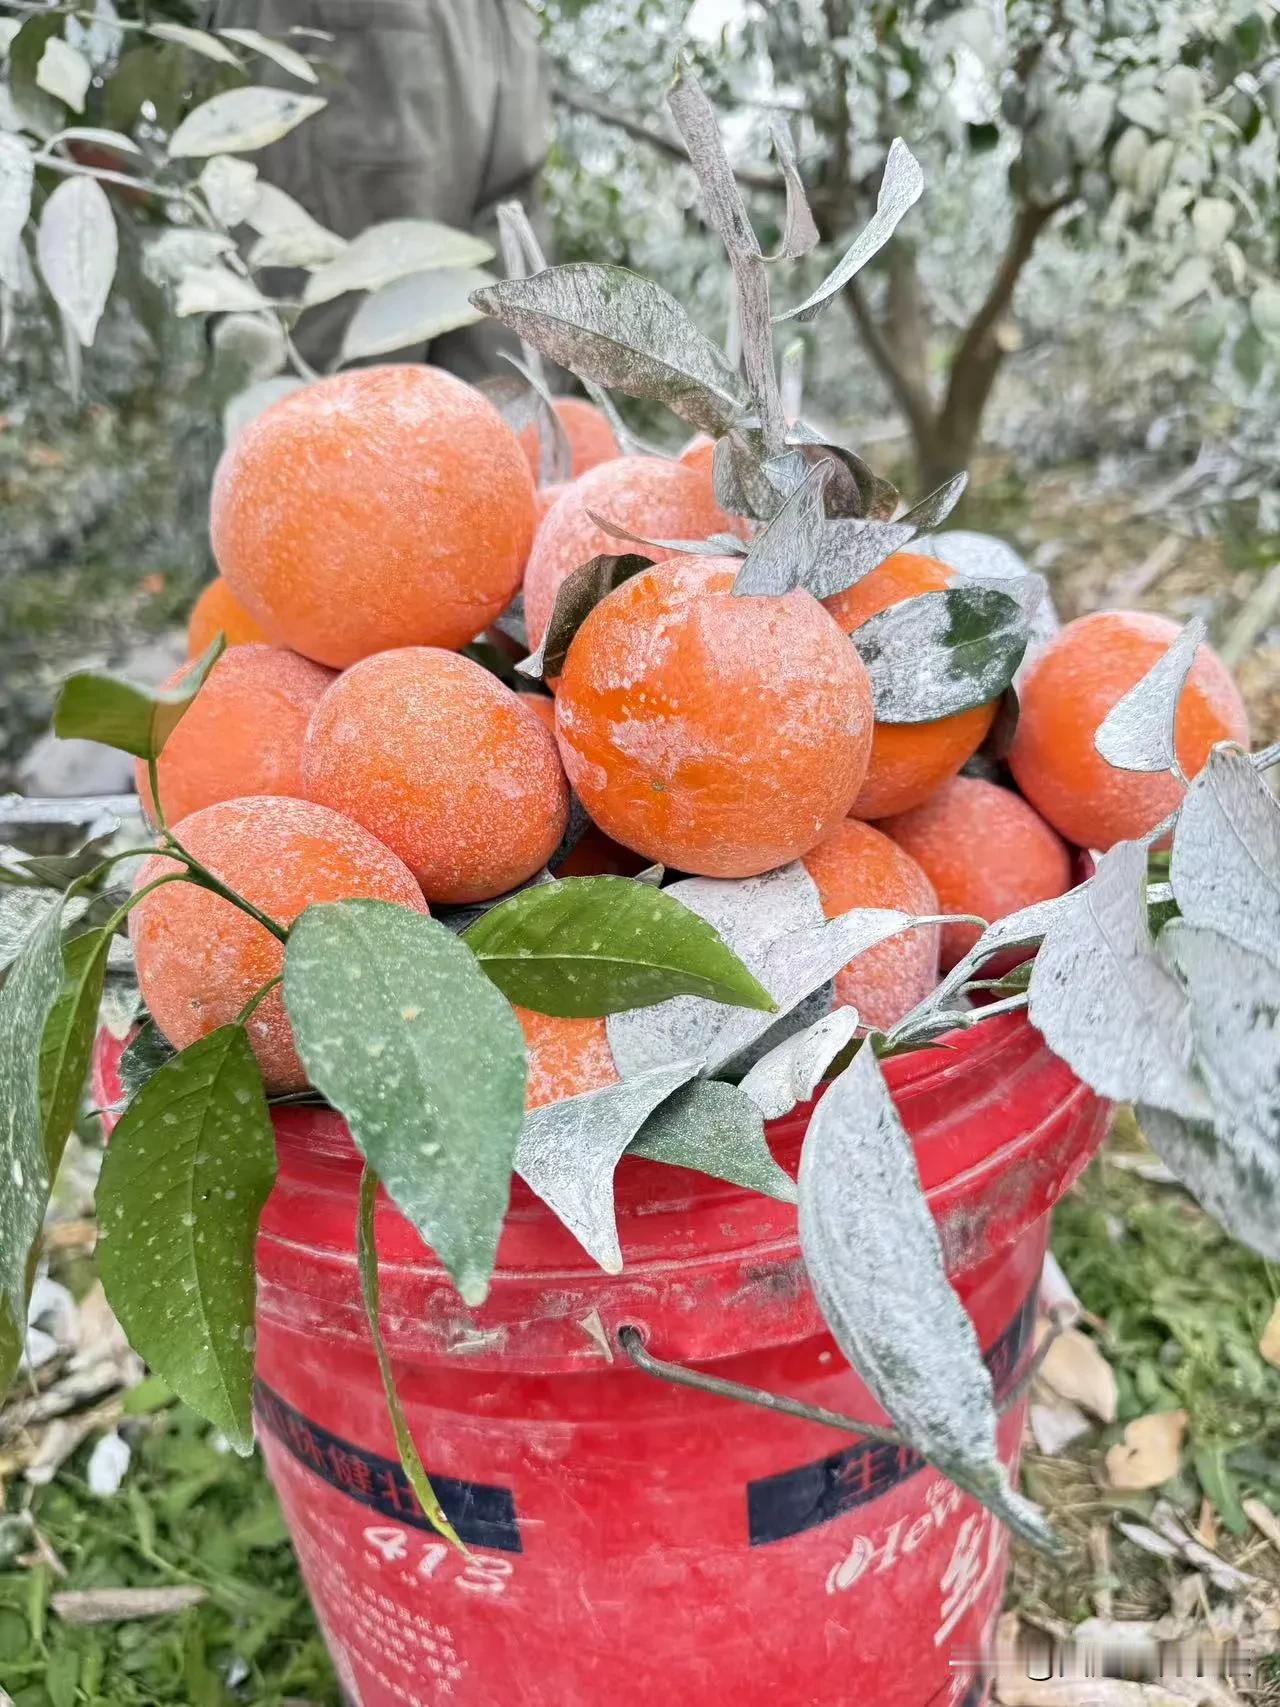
[{"left": 96, "top": 1013, "right": 1107, "bottom": 1706}]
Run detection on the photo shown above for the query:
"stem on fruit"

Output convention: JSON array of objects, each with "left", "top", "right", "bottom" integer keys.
[
  {"left": 100, "top": 871, "right": 190, "bottom": 935},
  {"left": 146, "top": 756, "right": 167, "bottom": 835}
]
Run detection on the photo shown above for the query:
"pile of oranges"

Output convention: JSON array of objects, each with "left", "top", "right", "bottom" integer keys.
[{"left": 131, "top": 363, "right": 1251, "bottom": 1104}]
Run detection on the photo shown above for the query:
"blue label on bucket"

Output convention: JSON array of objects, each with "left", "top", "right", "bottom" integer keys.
[
  {"left": 254, "top": 1379, "right": 522, "bottom": 1553},
  {"left": 745, "top": 1288, "right": 1037, "bottom": 1547}
]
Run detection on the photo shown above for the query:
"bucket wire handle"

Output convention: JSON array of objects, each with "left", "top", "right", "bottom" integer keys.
[{"left": 616, "top": 1303, "right": 1077, "bottom": 1443}]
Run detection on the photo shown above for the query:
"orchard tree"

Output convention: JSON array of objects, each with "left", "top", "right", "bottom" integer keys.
[{"left": 544, "top": 0, "right": 1280, "bottom": 487}]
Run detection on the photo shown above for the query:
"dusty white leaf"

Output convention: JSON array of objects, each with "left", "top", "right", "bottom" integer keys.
[
  {"left": 903, "top": 891, "right": 1076, "bottom": 1027},
  {"left": 775, "top": 138, "right": 924, "bottom": 324},
  {"left": 1028, "top": 840, "right": 1211, "bottom": 1120},
  {"left": 49, "top": 126, "right": 141, "bottom": 157},
  {"left": 86, "top": 1430, "right": 130, "bottom": 1496},
  {"left": 1170, "top": 746, "right": 1280, "bottom": 966},
  {"left": 1162, "top": 922, "right": 1280, "bottom": 1150},
  {"left": 142, "top": 228, "right": 235, "bottom": 288},
  {"left": 0, "top": 20, "right": 20, "bottom": 54},
  {"left": 175, "top": 265, "right": 273, "bottom": 317},
  {"left": 809, "top": 516, "right": 918, "bottom": 600},
  {"left": 211, "top": 311, "right": 287, "bottom": 382},
  {"left": 853, "top": 585, "right": 1028, "bottom": 722},
  {"left": 304, "top": 217, "right": 492, "bottom": 306},
  {"left": 608, "top": 865, "right": 942, "bottom": 1082},
  {"left": 1137, "top": 1101, "right": 1280, "bottom": 1262},
  {"left": 799, "top": 1043, "right": 1055, "bottom": 1548},
  {"left": 64, "top": 1, "right": 123, "bottom": 69},
  {"left": 0, "top": 134, "right": 33, "bottom": 289},
  {"left": 769, "top": 117, "right": 819, "bottom": 259},
  {"left": 36, "top": 175, "right": 116, "bottom": 346},
  {"left": 1067, "top": 83, "right": 1116, "bottom": 162},
  {"left": 500, "top": 349, "right": 572, "bottom": 484},
  {"left": 738, "top": 1007, "right": 860, "bottom": 1120},
  {"left": 1037, "top": 1327, "right": 1117, "bottom": 1423},
  {"left": 36, "top": 39, "right": 91, "bottom": 113},
  {"left": 628, "top": 1079, "right": 796, "bottom": 1202},
  {"left": 922, "top": 529, "right": 1030, "bottom": 581},
  {"left": 148, "top": 23, "right": 242, "bottom": 65},
  {"left": 731, "top": 461, "right": 830, "bottom": 595},
  {"left": 198, "top": 155, "right": 259, "bottom": 227},
  {"left": 1260, "top": 1301, "right": 1280, "bottom": 1370},
  {"left": 1105, "top": 1410, "right": 1187, "bottom": 1489},
  {"left": 244, "top": 181, "right": 344, "bottom": 268},
  {"left": 515, "top": 1062, "right": 698, "bottom": 1272},
  {"left": 217, "top": 27, "right": 318, "bottom": 83},
  {"left": 473, "top": 263, "right": 750, "bottom": 435},
  {"left": 1028, "top": 1398, "right": 1093, "bottom": 1456},
  {"left": 1095, "top": 617, "right": 1206, "bottom": 775},
  {"left": 338, "top": 265, "right": 492, "bottom": 363},
  {"left": 169, "top": 86, "right": 327, "bottom": 159}
]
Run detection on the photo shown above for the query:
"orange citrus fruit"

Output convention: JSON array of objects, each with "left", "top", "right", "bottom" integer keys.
[
  {"left": 186, "top": 576, "right": 269, "bottom": 658},
  {"left": 517, "top": 1008, "right": 619, "bottom": 1109},
  {"left": 521, "top": 397, "right": 620, "bottom": 480}
]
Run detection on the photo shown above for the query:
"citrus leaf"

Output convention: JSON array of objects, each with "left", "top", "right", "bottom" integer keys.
[
  {"left": 732, "top": 462, "right": 830, "bottom": 596},
  {"left": 356, "top": 1170, "right": 465, "bottom": 1552},
  {"left": 338, "top": 266, "right": 492, "bottom": 364},
  {"left": 168, "top": 86, "right": 327, "bottom": 158},
  {"left": 95, "top": 1026, "right": 275, "bottom": 1452},
  {"left": 39, "top": 927, "right": 110, "bottom": 1166},
  {"left": 53, "top": 633, "right": 224, "bottom": 760},
  {"left": 118, "top": 1018, "right": 177, "bottom": 1103},
  {"left": 283, "top": 901, "right": 526, "bottom": 1306},
  {"left": 1137, "top": 1102, "right": 1280, "bottom": 1263},
  {"left": 1170, "top": 746, "right": 1280, "bottom": 966},
  {"left": 217, "top": 27, "right": 319, "bottom": 84},
  {"left": 464, "top": 875, "right": 776, "bottom": 1017},
  {"left": 798, "top": 1040, "right": 1056, "bottom": 1550},
  {"left": 515, "top": 1061, "right": 698, "bottom": 1272},
  {"left": 583, "top": 509, "right": 743, "bottom": 558},
  {"left": 472, "top": 263, "right": 750, "bottom": 434},
  {"left": 1095, "top": 617, "right": 1206, "bottom": 774},
  {"left": 0, "top": 896, "right": 65, "bottom": 1348},
  {"left": 608, "top": 864, "right": 944, "bottom": 1078},
  {"left": 852, "top": 586, "right": 1028, "bottom": 722},
  {"left": 769, "top": 118, "right": 819, "bottom": 260},
  {"left": 775, "top": 138, "right": 924, "bottom": 324},
  {"left": 198, "top": 155, "right": 259, "bottom": 226},
  {"left": 515, "top": 553, "right": 650, "bottom": 682},
  {"left": 147, "top": 23, "right": 241, "bottom": 65},
  {"left": 303, "top": 218, "right": 493, "bottom": 307},
  {"left": 0, "top": 135, "right": 34, "bottom": 290},
  {"left": 629, "top": 1078, "right": 797, "bottom": 1202},
  {"left": 1028, "top": 839, "right": 1211, "bottom": 1120},
  {"left": 142, "top": 228, "right": 237, "bottom": 288},
  {"left": 244, "top": 183, "right": 345, "bottom": 267},
  {"left": 36, "top": 175, "right": 116, "bottom": 347},
  {"left": 36, "top": 38, "right": 91, "bottom": 111},
  {"left": 737, "top": 1006, "right": 861, "bottom": 1121},
  {"left": 175, "top": 266, "right": 275, "bottom": 317},
  {"left": 499, "top": 350, "right": 572, "bottom": 484}
]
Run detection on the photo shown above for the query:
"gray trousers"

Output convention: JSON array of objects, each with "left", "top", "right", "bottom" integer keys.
[{"left": 211, "top": 0, "right": 552, "bottom": 377}]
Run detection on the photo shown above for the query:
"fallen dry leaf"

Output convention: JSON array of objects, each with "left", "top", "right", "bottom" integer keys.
[
  {"left": 1038, "top": 1325, "right": 1118, "bottom": 1422},
  {"left": 52, "top": 1586, "right": 207, "bottom": 1625},
  {"left": 1030, "top": 1397, "right": 1093, "bottom": 1456},
  {"left": 1105, "top": 1410, "right": 1187, "bottom": 1490},
  {"left": 1243, "top": 1496, "right": 1280, "bottom": 1553},
  {"left": 1259, "top": 1299, "right": 1280, "bottom": 1370}
]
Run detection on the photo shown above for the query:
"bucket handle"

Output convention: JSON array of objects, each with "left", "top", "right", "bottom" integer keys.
[{"left": 616, "top": 1303, "right": 1075, "bottom": 1444}]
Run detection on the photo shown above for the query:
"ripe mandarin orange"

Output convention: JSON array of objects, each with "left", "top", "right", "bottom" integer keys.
[
  {"left": 536, "top": 482, "right": 569, "bottom": 525},
  {"left": 1009, "top": 610, "right": 1250, "bottom": 850},
  {"left": 523, "top": 456, "right": 738, "bottom": 648},
  {"left": 130, "top": 796, "right": 427, "bottom": 1092},
  {"left": 516, "top": 1007, "right": 619, "bottom": 1109},
  {"left": 302, "top": 648, "right": 570, "bottom": 904},
  {"left": 136, "top": 645, "right": 334, "bottom": 826},
  {"left": 825, "top": 550, "right": 997, "bottom": 818},
  {"left": 677, "top": 434, "right": 716, "bottom": 480},
  {"left": 802, "top": 818, "right": 940, "bottom": 1029},
  {"left": 210, "top": 365, "right": 536, "bottom": 667},
  {"left": 186, "top": 576, "right": 269, "bottom": 658},
  {"left": 882, "top": 776, "right": 1073, "bottom": 969},
  {"left": 521, "top": 398, "right": 620, "bottom": 480},
  {"left": 555, "top": 556, "right": 874, "bottom": 877}
]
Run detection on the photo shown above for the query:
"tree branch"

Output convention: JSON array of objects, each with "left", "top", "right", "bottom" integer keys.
[{"left": 553, "top": 81, "right": 785, "bottom": 197}]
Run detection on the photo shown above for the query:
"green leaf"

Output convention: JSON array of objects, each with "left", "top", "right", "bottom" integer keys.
[
  {"left": 95, "top": 1027, "right": 276, "bottom": 1452},
  {"left": 464, "top": 876, "right": 776, "bottom": 1018},
  {"left": 283, "top": 901, "right": 526, "bottom": 1306},
  {"left": 630, "top": 1080, "right": 797, "bottom": 1202},
  {"left": 118, "top": 1018, "right": 178, "bottom": 1103},
  {"left": 851, "top": 586, "right": 1028, "bottom": 722},
  {"left": 0, "top": 895, "right": 65, "bottom": 1360},
  {"left": 357, "top": 1169, "right": 465, "bottom": 1552},
  {"left": 39, "top": 927, "right": 110, "bottom": 1168},
  {"left": 53, "top": 633, "right": 225, "bottom": 760}
]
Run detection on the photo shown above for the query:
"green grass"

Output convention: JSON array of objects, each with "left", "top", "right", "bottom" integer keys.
[{"left": 0, "top": 1403, "right": 338, "bottom": 1706}]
